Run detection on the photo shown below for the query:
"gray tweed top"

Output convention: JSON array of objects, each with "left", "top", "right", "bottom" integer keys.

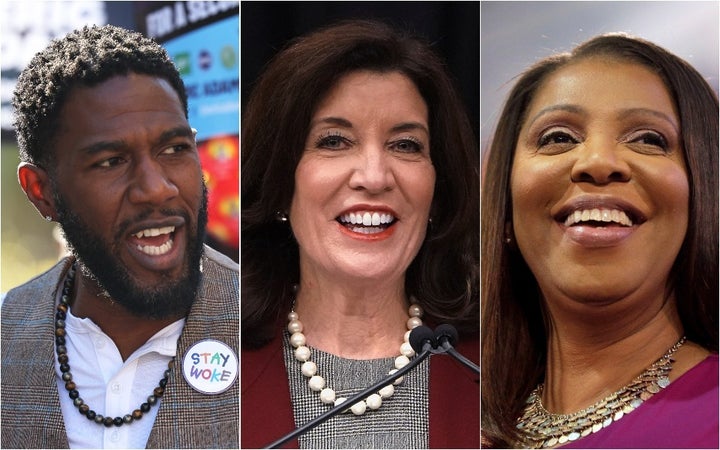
[{"left": 283, "top": 331, "right": 429, "bottom": 449}]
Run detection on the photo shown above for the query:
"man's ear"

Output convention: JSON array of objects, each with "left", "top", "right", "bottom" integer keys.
[{"left": 18, "top": 162, "right": 57, "bottom": 221}]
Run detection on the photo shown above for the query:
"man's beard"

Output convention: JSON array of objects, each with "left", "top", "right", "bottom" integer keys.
[{"left": 53, "top": 184, "right": 208, "bottom": 320}]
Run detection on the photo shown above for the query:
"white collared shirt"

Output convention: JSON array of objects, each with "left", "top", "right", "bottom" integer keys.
[{"left": 54, "top": 306, "right": 184, "bottom": 449}]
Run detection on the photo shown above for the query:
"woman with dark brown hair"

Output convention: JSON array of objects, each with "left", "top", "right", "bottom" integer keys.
[
  {"left": 242, "top": 20, "right": 479, "bottom": 448},
  {"left": 481, "top": 33, "right": 718, "bottom": 448}
]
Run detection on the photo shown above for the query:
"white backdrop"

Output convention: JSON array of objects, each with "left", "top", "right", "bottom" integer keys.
[{"left": 481, "top": 1, "right": 720, "bottom": 152}]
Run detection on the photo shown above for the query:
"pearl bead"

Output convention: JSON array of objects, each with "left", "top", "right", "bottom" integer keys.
[
  {"left": 351, "top": 401, "right": 367, "bottom": 415},
  {"left": 389, "top": 368, "right": 404, "bottom": 385},
  {"left": 287, "top": 303, "right": 422, "bottom": 414},
  {"left": 301, "top": 361, "right": 317, "bottom": 377},
  {"left": 335, "top": 397, "right": 351, "bottom": 414},
  {"left": 294, "top": 346, "right": 311, "bottom": 362},
  {"left": 406, "top": 316, "right": 422, "bottom": 329},
  {"left": 366, "top": 394, "right": 382, "bottom": 410},
  {"left": 408, "top": 304, "right": 423, "bottom": 317},
  {"left": 379, "top": 384, "right": 395, "bottom": 399},
  {"left": 289, "top": 332, "right": 306, "bottom": 348},
  {"left": 320, "top": 388, "right": 336, "bottom": 404},
  {"left": 400, "top": 342, "right": 415, "bottom": 357},
  {"left": 395, "top": 355, "right": 410, "bottom": 369},
  {"left": 287, "top": 319, "right": 303, "bottom": 334},
  {"left": 308, "top": 375, "right": 325, "bottom": 391}
]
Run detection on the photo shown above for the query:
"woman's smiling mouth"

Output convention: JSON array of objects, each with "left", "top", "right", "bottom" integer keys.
[
  {"left": 553, "top": 199, "right": 648, "bottom": 248},
  {"left": 336, "top": 211, "right": 398, "bottom": 237},
  {"left": 563, "top": 208, "right": 633, "bottom": 227}
]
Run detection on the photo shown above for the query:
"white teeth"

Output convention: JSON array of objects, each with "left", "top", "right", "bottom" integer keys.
[
  {"left": 133, "top": 226, "right": 175, "bottom": 239},
  {"left": 137, "top": 238, "right": 174, "bottom": 256},
  {"left": 338, "top": 211, "right": 396, "bottom": 227},
  {"left": 564, "top": 209, "right": 633, "bottom": 227}
]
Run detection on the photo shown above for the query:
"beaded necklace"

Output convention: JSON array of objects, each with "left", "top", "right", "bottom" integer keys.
[
  {"left": 55, "top": 263, "right": 173, "bottom": 427},
  {"left": 287, "top": 302, "right": 424, "bottom": 415},
  {"left": 516, "top": 336, "right": 686, "bottom": 448}
]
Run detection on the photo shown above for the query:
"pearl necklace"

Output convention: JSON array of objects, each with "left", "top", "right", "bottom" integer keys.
[
  {"left": 55, "top": 263, "right": 173, "bottom": 427},
  {"left": 516, "top": 336, "right": 686, "bottom": 448},
  {"left": 287, "top": 303, "right": 423, "bottom": 415}
]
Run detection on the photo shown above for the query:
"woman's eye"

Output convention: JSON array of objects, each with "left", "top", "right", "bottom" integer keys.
[
  {"left": 316, "top": 134, "right": 351, "bottom": 150},
  {"left": 390, "top": 138, "right": 423, "bottom": 153},
  {"left": 630, "top": 131, "right": 668, "bottom": 150},
  {"left": 538, "top": 131, "right": 579, "bottom": 147}
]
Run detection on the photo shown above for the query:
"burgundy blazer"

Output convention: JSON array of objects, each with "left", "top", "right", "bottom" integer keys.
[{"left": 241, "top": 328, "right": 479, "bottom": 448}]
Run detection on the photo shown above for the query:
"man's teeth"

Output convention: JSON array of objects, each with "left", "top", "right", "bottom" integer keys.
[
  {"left": 133, "top": 226, "right": 175, "bottom": 239},
  {"left": 339, "top": 212, "right": 395, "bottom": 227},
  {"left": 133, "top": 226, "right": 175, "bottom": 256},
  {"left": 564, "top": 209, "right": 633, "bottom": 227},
  {"left": 137, "top": 238, "right": 173, "bottom": 256}
]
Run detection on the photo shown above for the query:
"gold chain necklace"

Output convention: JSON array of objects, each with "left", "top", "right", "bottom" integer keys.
[{"left": 516, "top": 336, "right": 686, "bottom": 448}]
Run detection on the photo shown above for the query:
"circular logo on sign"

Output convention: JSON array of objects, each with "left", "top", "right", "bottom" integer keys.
[{"left": 182, "top": 339, "right": 238, "bottom": 394}]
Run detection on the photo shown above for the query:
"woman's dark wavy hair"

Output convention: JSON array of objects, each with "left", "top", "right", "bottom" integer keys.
[
  {"left": 13, "top": 24, "right": 188, "bottom": 169},
  {"left": 481, "top": 33, "right": 718, "bottom": 447},
  {"left": 242, "top": 19, "right": 479, "bottom": 348}
]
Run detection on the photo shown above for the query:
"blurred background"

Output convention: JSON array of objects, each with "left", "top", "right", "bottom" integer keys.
[
  {"left": 481, "top": 1, "right": 719, "bottom": 155},
  {"left": 1, "top": 1, "right": 239, "bottom": 292},
  {"left": 242, "top": 1, "right": 480, "bottom": 143}
]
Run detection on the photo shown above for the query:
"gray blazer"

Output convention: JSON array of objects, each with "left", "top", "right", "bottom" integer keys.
[{"left": 1, "top": 245, "right": 239, "bottom": 449}]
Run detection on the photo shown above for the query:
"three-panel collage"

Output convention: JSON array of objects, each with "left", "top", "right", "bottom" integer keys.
[{"left": 0, "top": 1, "right": 717, "bottom": 449}]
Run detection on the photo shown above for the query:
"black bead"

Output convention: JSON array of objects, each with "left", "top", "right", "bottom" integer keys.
[{"left": 54, "top": 262, "right": 174, "bottom": 429}]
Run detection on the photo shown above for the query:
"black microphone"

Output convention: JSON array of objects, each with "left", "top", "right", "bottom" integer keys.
[
  {"left": 264, "top": 326, "right": 437, "bottom": 448},
  {"left": 434, "top": 324, "right": 479, "bottom": 374}
]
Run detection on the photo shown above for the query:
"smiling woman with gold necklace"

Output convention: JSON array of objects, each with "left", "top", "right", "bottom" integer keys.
[{"left": 481, "top": 33, "right": 718, "bottom": 448}]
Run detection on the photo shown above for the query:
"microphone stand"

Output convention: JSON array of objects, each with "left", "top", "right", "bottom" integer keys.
[
  {"left": 264, "top": 347, "right": 433, "bottom": 449},
  {"left": 436, "top": 340, "right": 479, "bottom": 374}
]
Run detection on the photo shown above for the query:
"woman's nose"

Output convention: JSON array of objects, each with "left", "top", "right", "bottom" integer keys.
[
  {"left": 348, "top": 145, "right": 397, "bottom": 194},
  {"left": 571, "top": 139, "right": 631, "bottom": 184}
]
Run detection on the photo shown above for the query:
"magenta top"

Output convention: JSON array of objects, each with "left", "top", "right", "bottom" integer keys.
[{"left": 563, "top": 354, "right": 719, "bottom": 449}]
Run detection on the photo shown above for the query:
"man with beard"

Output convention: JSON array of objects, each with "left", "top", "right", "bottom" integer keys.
[{"left": 1, "top": 25, "right": 239, "bottom": 449}]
